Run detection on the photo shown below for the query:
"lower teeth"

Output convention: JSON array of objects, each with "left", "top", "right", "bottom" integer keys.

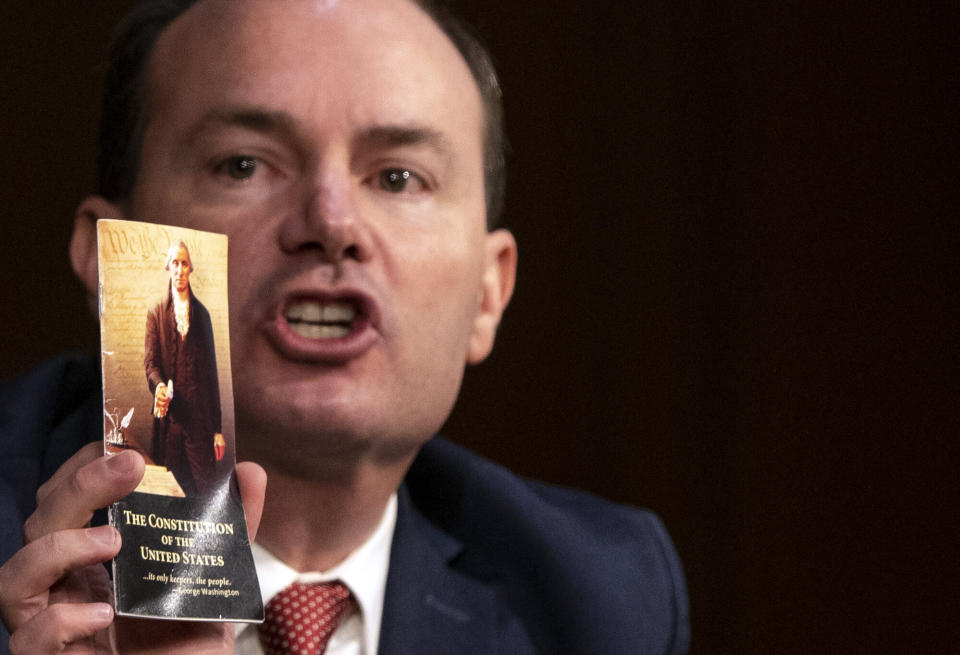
[{"left": 290, "top": 323, "right": 350, "bottom": 339}]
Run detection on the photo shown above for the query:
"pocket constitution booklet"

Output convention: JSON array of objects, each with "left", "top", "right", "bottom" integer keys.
[{"left": 97, "top": 218, "right": 262, "bottom": 622}]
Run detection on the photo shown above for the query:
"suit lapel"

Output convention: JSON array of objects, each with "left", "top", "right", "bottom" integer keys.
[{"left": 377, "top": 486, "right": 499, "bottom": 655}]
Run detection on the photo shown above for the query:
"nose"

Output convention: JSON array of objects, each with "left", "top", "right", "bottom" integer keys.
[{"left": 278, "top": 166, "right": 371, "bottom": 263}]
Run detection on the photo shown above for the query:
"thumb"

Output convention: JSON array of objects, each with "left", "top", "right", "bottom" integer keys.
[{"left": 235, "top": 462, "right": 267, "bottom": 541}]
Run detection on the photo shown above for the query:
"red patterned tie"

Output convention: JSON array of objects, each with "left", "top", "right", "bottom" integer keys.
[{"left": 258, "top": 581, "right": 353, "bottom": 655}]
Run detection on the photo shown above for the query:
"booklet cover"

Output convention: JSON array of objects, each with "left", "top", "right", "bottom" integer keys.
[{"left": 97, "top": 218, "right": 262, "bottom": 622}]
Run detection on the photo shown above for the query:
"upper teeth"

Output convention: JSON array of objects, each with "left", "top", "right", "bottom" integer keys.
[{"left": 286, "top": 300, "right": 356, "bottom": 324}]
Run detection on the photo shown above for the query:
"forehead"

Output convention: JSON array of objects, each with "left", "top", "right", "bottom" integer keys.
[{"left": 145, "top": 0, "right": 483, "bottom": 148}]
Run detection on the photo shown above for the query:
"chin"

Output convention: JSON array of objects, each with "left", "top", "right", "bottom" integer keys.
[
  {"left": 239, "top": 375, "right": 373, "bottom": 435},
  {"left": 230, "top": 345, "right": 461, "bottom": 458},
  {"left": 236, "top": 382, "right": 440, "bottom": 467}
]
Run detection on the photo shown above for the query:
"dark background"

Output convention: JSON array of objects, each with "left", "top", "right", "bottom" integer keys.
[{"left": 1, "top": 2, "right": 955, "bottom": 652}]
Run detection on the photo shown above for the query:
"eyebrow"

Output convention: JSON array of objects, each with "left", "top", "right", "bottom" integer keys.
[
  {"left": 186, "top": 107, "right": 300, "bottom": 142},
  {"left": 351, "top": 125, "right": 451, "bottom": 155},
  {"left": 186, "top": 107, "right": 451, "bottom": 156}
]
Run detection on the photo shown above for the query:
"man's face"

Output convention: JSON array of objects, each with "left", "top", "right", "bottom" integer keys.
[
  {"left": 113, "top": 0, "right": 514, "bottom": 470},
  {"left": 168, "top": 246, "right": 191, "bottom": 294}
]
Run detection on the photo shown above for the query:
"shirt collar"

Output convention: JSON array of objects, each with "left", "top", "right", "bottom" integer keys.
[{"left": 238, "top": 493, "right": 398, "bottom": 655}]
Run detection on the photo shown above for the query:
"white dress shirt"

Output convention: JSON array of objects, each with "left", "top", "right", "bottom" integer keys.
[{"left": 235, "top": 494, "right": 397, "bottom": 655}]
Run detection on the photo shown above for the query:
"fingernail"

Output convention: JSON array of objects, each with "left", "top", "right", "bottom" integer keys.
[
  {"left": 88, "top": 525, "right": 118, "bottom": 548},
  {"left": 106, "top": 451, "right": 135, "bottom": 474},
  {"left": 91, "top": 603, "right": 114, "bottom": 621}
]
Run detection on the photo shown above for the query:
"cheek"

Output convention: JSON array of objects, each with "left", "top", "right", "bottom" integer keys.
[
  {"left": 225, "top": 219, "right": 285, "bottom": 319},
  {"left": 395, "top": 237, "right": 484, "bottom": 356}
]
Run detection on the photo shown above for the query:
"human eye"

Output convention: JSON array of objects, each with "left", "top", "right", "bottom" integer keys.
[
  {"left": 214, "top": 155, "right": 258, "bottom": 181},
  {"left": 378, "top": 168, "right": 426, "bottom": 193}
]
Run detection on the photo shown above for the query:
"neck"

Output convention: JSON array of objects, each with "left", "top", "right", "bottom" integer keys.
[
  {"left": 252, "top": 443, "right": 415, "bottom": 572},
  {"left": 173, "top": 287, "right": 189, "bottom": 301}
]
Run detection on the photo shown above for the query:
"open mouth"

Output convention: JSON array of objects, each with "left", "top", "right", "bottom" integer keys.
[{"left": 284, "top": 299, "right": 359, "bottom": 339}]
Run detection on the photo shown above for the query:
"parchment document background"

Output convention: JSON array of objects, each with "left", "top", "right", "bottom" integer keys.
[{"left": 98, "top": 219, "right": 235, "bottom": 465}]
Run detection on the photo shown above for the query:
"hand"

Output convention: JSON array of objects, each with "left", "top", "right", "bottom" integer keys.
[
  {"left": 153, "top": 383, "right": 170, "bottom": 418},
  {"left": 0, "top": 443, "right": 141, "bottom": 653},
  {"left": 213, "top": 433, "right": 226, "bottom": 461},
  {"left": 0, "top": 442, "right": 267, "bottom": 654}
]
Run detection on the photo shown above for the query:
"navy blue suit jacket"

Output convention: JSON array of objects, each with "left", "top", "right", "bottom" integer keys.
[{"left": 0, "top": 355, "right": 689, "bottom": 654}]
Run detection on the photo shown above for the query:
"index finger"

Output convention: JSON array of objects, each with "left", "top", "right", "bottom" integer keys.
[
  {"left": 25, "top": 449, "right": 144, "bottom": 544},
  {"left": 35, "top": 442, "right": 104, "bottom": 507}
]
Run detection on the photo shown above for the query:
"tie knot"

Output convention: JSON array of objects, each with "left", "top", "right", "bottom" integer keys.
[{"left": 258, "top": 581, "right": 353, "bottom": 655}]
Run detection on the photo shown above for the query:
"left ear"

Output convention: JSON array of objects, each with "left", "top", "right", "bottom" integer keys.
[{"left": 467, "top": 228, "right": 517, "bottom": 364}]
